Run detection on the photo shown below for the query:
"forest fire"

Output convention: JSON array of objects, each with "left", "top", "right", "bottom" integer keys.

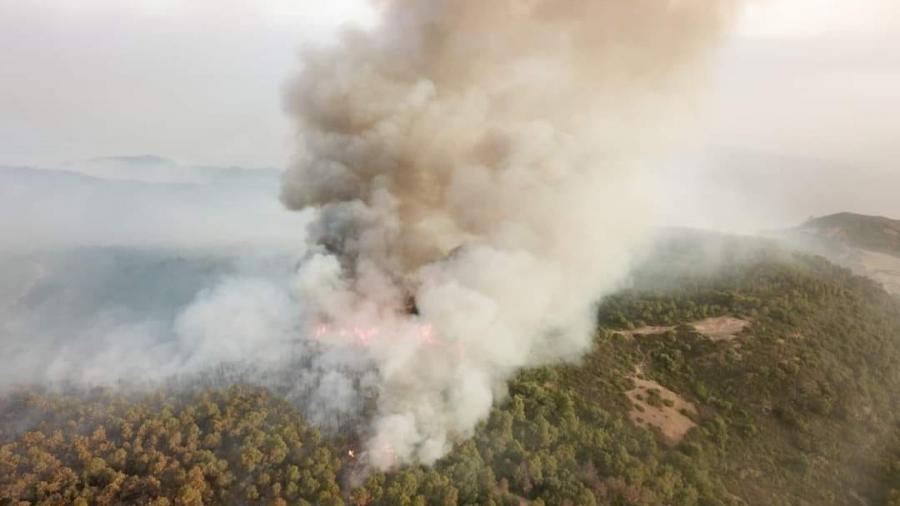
[
  {"left": 308, "top": 294, "right": 456, "bottom": 349},
  {"left": 312, "top": 320, "right": 446, "bottom": 349},
  {"left": 275, "top": 0, "right": 746, "bottom": 470}
]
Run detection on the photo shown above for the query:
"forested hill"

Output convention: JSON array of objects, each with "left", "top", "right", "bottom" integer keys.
[
  {"left": 3, "top": 237, "right": 900, "bottom": 505},
  {"left": 786, "top": 212, "right": 900, "bottom": 295},
  {"left": 799, "top": 212, "right": 900, "bottom": 257}
]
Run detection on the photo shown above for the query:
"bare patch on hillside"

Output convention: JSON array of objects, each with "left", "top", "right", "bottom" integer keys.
[
  {"left": 617, "top": 316, "right": 749, "bottom": 342},
  {"left": 692, "top": 316, "right": 750, "bottom": 341},
  {"left": 626, "top": 369, "right": 697, "bottom": 444}
]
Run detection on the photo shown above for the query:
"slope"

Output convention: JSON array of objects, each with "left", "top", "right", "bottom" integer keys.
[
  {"left": 3, "top": 235, "right": 900, "bottom": 505},
  {"left": 798, "top": 212, "right": 900, "bottom": 257}
]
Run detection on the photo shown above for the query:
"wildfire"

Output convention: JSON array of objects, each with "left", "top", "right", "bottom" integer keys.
[
  {"left": 311, "top": 321, "right": 447, "bottom": 349},
  {"left": 379, "top": 442, "right": 397, "bottom": 468}
]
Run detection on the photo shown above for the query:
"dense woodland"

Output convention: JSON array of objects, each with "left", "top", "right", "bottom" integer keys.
[{"left": 3, "top": 239, "right": 900, "bottom": 505}]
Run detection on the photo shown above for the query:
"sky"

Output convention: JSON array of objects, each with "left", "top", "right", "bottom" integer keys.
[
  {"left": 723, "top": 0, "right": 900, "bottom": 171},
  {"left": 0, "top": 0, "right": 376, "bottom": 169},
  {"left": 0, "top": 0, "right": 898, "bottom": 225},
  {"left": 700, "top": 0, "right": 900, "bottom": 227}
]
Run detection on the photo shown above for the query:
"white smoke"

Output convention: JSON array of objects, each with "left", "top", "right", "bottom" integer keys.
[
  {"left": 282, "top": 0, "right": 737, "bottom": 468},
  {"left": 0, "top": 0, "right": 739, "bottom": 472}
]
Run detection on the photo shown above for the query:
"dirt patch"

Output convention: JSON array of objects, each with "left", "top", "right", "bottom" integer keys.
[
  {"left": 617, "top": 317, "right": 749, "bottom": 342},
  {"left": 626, "top": 369, "right": 697, "bottom": 444},
  {"left": 691, "top": 316, "right": 750, "bottom": 341}
]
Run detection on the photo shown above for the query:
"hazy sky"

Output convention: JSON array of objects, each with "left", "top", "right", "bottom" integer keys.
[
  {"left": 721, "top": 0, "right": 900, "bottom": 172},
  {"left": 0, "top": 0, "right": 375, "bottom": 168},
  {"left": 702, "top": 0, "right": 900, "bottom": 226},
  {"left": 0, "top": 0, "right": 898, "bottom": 223}
]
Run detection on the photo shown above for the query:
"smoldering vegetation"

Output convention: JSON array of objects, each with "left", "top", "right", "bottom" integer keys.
[
  {"left": 5, "top": 0, "right": 900, "bottom": 504},
  {"left": 5, "top": 230, "right": 900, "bottom": 505},
  {"left": 280, "top": 0, "right": 739, "bottom": 467},
  {"left": 3, "top": 156, "right": 900, "bottom": 506},
  {"left": 4, "top": 0, "right": 744, "bottom": 473},
  {"left": 7, "top": 0, "right": 900, "bottom": 501}
]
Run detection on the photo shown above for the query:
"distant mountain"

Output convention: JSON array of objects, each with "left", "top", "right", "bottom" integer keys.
[
  {"left": 798, "top": 212, "right": 900, "bottom": 257},
  {"left": 0, "top": 163, "right": 307, "bottom": 254},
  {"left": 63, "top": 155, "right": 281, "bottom": 186},
  {"left": 781, "top": 212, "right": 900, "bottom": 295}
]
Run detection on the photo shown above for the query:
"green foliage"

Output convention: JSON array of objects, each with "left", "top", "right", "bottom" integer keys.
[{"left": 0, "top": 386, "right": 341, "bottom": 505}]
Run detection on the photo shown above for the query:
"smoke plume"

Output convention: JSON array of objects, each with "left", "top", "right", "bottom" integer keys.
[{"left": 283, "top": 0, "right": 736, "bottom": 468}]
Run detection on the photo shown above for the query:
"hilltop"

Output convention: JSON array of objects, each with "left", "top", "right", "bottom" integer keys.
[
  {"left": 798, "top": 212, "right": 900, "bottom": 257},
  {"left": 784, "top": 212, "right": 900, "bottom": 295}
]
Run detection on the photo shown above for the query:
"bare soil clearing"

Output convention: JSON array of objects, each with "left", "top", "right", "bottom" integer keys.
[
  {"left": 692, "top": 316, "right": 750, "bottom": 341},
  {"left": 619, "top": 316, "right": 750, "bottom": 342},
  {"left": 626, "top": 368, "right": 698, "bottom": 444}
]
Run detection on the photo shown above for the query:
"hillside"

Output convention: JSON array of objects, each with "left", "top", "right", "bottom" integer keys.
[
  {"left": 786, "top": 212, "right": 900, "bottom": 295},
  {"left": 799, "top": 212, "right": 900, "bottom": 258},
  {"left": 3, "top": 237, "right": 900, "bottom": 505}
]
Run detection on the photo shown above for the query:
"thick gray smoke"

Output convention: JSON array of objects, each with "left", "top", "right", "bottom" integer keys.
[{"left": 282, "top": 0, "right": 737, "bottom": 468}]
